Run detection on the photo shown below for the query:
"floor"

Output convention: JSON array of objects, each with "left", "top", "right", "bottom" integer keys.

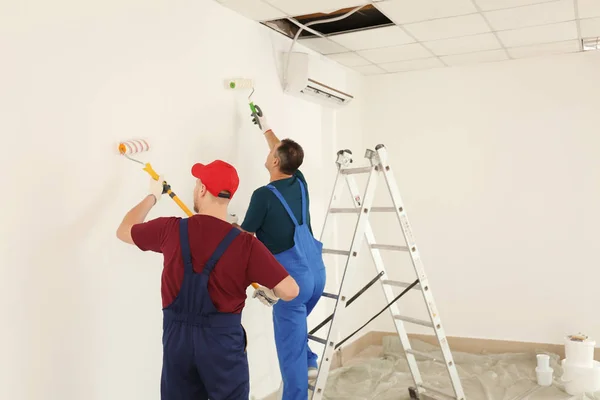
[{"left": 319, "top": 337, "right": 600, "bottom": 400}]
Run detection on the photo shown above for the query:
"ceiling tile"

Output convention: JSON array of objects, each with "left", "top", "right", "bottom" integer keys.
[
  {"left": 581, "top": 17, "right": 600, "bottom": 37},
  {"left": 380, "top": 57, "right": 445, "bottom": 72},
  {"left": 357, "top": 43, "right": 432, "bottom": 63},
  {"left": 375, "top": 0, "right": 477, "bottom": 24},
  {"left": 507, "top": 39, "right": 580, "bottom": 58},
  {"left": 441, "top": 49, "right": 508, "bottom": 65},
  {"left": 264, "top": 0, "right": 368, "bottom": 16},
  {"left": 404, "top": 14, "right": 491, "bottom": 41},
  {"left": 298, "top": 37, "right": 349, "bottom": 54},
  {"left": 578, "top": 0, "right": 600, "bottom": 18},
  {"left": 425, "top": 33, "right": 502, "bottom": 56},
  {"left": 217, "top": 0, "right": 287, "bottom": 21},
  {"left": 327, "top": 52, "right": 372, "bottom": 67},
  {"left": 329, "top": 26, "right": 415, "bottom": 51},
  {"left": 484, "top": 0, "right": 575, "bottom": 31},
  {"left": 496, "top": 21, "right": 578, "bottom": 47},
  {"left": 474, "top": 0, "right": 557, "bottom": 12},
  {"left": 353, "top": 65, "right": 387, "bottom": 75}
]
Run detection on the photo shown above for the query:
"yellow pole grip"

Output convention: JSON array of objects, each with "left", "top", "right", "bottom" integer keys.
[
  {"left": 167, "top": 190, "right": 194, "bottom": 217},
  {"left": 143, "top": 163, "right": 160, "bottom": 181},
  {"left": 142, "top": 162, "right": 193, "bottom": 217}
]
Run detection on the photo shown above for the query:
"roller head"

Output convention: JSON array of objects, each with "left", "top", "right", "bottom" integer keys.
[
  {"left": 225, "top": 78, "right": 254, "bottom": 90},
  {"left": 118, "top": 139, "right": 150, "bottom": 155}
]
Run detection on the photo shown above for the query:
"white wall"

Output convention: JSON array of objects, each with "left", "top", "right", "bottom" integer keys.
[
  {"left": 0, "top": 1, "right": 363, "bottom": 399},
  {"left": 361, "top": 51, "right": 600, "bottom": 345}
]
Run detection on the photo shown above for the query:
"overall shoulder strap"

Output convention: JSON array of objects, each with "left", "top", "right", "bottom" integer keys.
[
  {"left": 204, "top": 228, "right": 241, "bottom": 275},
  {"left": 298, "top": 179, "right": 307, "bottom": 226},
  {"left": 179, "top": 218, "right": 193, "bottom": 274},
  {"left": 266, "top": 184, "right": 299, "bottom": 227}
]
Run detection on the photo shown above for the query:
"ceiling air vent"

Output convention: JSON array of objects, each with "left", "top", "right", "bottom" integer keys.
[{"left": 262, "top": 5, "right": 393, "bottom": 39}]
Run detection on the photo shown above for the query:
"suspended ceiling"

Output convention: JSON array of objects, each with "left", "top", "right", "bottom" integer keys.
[{"left": 216, "top": 0, "right": 600, "bottom": 75}]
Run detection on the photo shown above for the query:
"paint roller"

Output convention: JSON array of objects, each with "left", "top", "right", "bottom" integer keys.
[
  {"left": 119, "top": 139, "right": 261, "bottom": 290},
  {"left": 119, "top": 139, "right": 194, "bottom": 217},
  {"left": 225, "top": 79, "right": 263, "bottom": 130}
]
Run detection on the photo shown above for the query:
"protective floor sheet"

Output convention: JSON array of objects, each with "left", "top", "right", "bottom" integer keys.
[{"left": 322, "top": 337, "right": 600, "bottom": 400}]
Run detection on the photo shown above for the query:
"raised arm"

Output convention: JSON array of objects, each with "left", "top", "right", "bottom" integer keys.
[
  {"left": 117, "top": 176, "right": 165, "bottom": 245},
  {"left": 252, "top": 106, "right": 280, "bottom": 151}
]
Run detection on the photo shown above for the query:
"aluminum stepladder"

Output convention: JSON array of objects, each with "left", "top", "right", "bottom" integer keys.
[{"left": 308, "top": 144, "right": 466, "bottom": 400}]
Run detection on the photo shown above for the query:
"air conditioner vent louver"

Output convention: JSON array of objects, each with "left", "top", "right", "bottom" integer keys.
[{"left": 285, "top": 52, "right": 354, "bottom": 107}]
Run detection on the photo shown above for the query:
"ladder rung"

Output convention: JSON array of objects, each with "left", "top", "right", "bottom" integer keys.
[
  {"left": 321, "top": 292, "right": 339, "bottom": 299},
  {"left": 370, "top": 244, "right": 409, "bottom": 251},
  {"left": 405, "top": 349, "right": 443, "bottom": 363},
  {"left": 329, "top": 207, "right": 396, "bottom": 213},
  {"left": 323, "top": 249, "right": 351, "bottom": 256},
  {"left": 394, "top": 314, "right": 434, "bottom": 328},
  {"left": 308, "top": 334, "right": 327, "bottom": 345},
  {"left": 419, "top": 383, "right": 458, "bottom": 399},
  {"left": 371, "top": 207, "right": 396, "bottom": 212},
  {"left": 341, "top": 166, "right": 372, "bottom": 175},
  {"left": 382, "top": 280, "right": 421, "bottom": 290},
  {"left": 329, "top": 207, "right": 359, "bottom": 214}
]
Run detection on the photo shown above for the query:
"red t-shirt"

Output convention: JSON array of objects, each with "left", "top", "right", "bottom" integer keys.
[{"left": 131, "top": 214, "right": 289, "bottom": 312}]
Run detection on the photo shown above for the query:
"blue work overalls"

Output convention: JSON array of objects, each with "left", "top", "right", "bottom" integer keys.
[
  {"left": 161, "top": 219, "right": 249, "bottom": 400},
  {"left": 266, "top": 180, "right": 327, "bottom": 400}
]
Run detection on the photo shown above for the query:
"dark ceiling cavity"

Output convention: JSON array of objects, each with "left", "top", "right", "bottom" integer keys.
[{"left": 262, "top": 5, "right": 394, "bottom": 40}]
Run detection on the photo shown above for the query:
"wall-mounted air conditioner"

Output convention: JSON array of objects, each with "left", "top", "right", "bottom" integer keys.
[{"left": 284, "top": 52, "right": 354, "bottom": 107}]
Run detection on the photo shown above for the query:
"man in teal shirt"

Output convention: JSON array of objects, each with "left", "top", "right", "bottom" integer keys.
[{"left": 237, "top": 108, "right": 326, "bottom": 400}]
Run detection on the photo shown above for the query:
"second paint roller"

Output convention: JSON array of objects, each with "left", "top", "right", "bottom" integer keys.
[
  {"left": 119, "top": 139, "right": 260, "bottom": 290},
  {"left": 119, "top": 139, "right": 193, "bottom": 217}
]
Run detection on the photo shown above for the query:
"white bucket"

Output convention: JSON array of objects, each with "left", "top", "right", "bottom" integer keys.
[
  {"left": 561, "top": 359, "right": 600, "bottom": 395},
  {"left": 565, "top": 335, "right": 596, "bottom": 368}
]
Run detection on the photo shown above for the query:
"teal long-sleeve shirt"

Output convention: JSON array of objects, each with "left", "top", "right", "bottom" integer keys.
[{"left": 241, "top": 170, "right": 313, "bottom": 255}]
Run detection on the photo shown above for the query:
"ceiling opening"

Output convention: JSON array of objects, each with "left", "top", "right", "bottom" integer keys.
[{"left": 262, "top": 5, "right": 393, "bottom": 40}]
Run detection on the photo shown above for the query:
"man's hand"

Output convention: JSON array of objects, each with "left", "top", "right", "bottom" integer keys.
[
  {"left": 227, "top": 213, "right": 239, "bottom": 224},
  {"left": 149, "top": 176, "right": 165, "bottom": 203},
  {"left": 253, "top": 286, "right": 279, "bottom": 307},
  {"left": 251, "top": 109, "right": 271, "bottom": 134}
]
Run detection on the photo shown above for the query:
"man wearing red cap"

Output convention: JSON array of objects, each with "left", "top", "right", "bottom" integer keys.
[{"left": 116, "top": 160, "right": 299, "bottom": 400}]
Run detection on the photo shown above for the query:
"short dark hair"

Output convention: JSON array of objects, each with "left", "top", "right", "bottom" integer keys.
[{"left": 276, "top": 139, "right": 304, "bottom": 175}]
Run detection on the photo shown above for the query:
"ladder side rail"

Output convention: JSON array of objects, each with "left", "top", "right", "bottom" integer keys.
[
  {"left": 319, "top": 166, "right": 344, "bottom": 242},
  {"left": 375, "top": 145, "right": 465, "bottom": 400},
  {"left": 344, "top": 173, "right": 424, "bottom": 388},
  {"left": 319, "top": 166, "right": 346, "bottom": 291},
  {"left": 310, "top": 165, "right": 379, "bottom": 400}
]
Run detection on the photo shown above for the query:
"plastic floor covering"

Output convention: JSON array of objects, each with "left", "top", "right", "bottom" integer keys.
[{"left": 319, "top": 337, "right": 600, "bottom": 400}]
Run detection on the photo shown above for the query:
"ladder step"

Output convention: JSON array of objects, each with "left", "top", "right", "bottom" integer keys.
[
  {"left": 341, "top": 166, "right": 372, "bottom": 175},
  {"left": 382, "top": 280, "right": 421, "bottom": 290},
  {"left": 321, "top": 292, "right": 339, "bottom": 300},
  {"left": 372, "top": 207, "right": 396, "bottom": 212},
  {"left": 308, "top": 334, "right": 327, "bottom": 345},
  {"left": 323, "top": 249, "right": 351, "bottom": 256},
  {"left": 419, "top": 383, "right": 458, "bottom": 399},
  {"left": 329, "top": 207, "right": 396, "bottom": 213},
  {"left": 405, "top": 349, "right": 444, "bottom": 363},
  {"left": 370, "top": 244, "right": 409, "bottom": 251},
  {"left": 329, "top": 207, "right": 359, "bottom": 214},
  {"left": 394, "top": 314, "right": 434, "bottom": 328}
]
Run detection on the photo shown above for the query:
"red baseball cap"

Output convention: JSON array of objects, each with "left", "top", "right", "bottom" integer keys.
[{"left": 191, "top": 160, "right": 239, "bottom": 199}]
